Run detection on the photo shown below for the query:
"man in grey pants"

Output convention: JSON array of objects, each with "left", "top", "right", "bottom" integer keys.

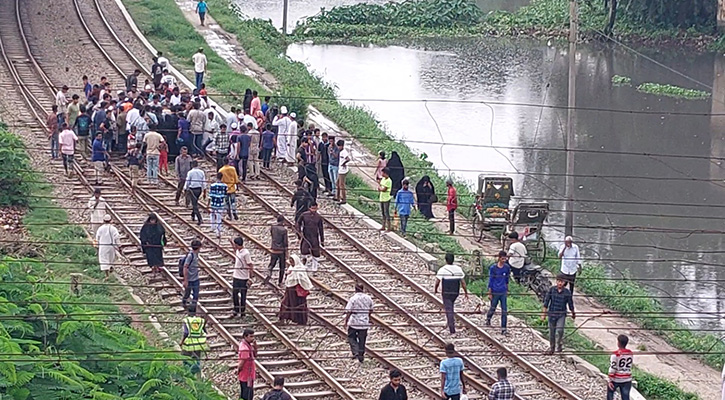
[
  {"left": 345, "top": 283, "right": 373, "bottom": 363},
  {"left": 542, "top": 274, "right": 576, "bottom": 354}
]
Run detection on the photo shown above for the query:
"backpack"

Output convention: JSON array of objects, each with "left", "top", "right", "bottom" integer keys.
[
  {"left": 77, "top": 116, "right": 90, "bottom": 133},
  {"left": 178, "top": 251, "right": 195, "bottom": 277}
]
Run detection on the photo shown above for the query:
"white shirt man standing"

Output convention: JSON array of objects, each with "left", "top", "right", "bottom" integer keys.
[
  {"left": 558, "top": 236, "right": 581, "bottom": 294},
  {"left": 345, "top": 283, "right": 373, "bottom": 363},
  {"left": 192, "top": 47, "right": 207, "bottom": 89},
  {"left": 506, "top": 231, "right": 528, "bottom": 283},
  {"left": 272, "top": 107, "right": 291, "bottom": 162}
]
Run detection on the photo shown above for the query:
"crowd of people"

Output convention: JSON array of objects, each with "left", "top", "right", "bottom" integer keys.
[{"left": 61, "top": 44, "right": 633, "bottom": 399}]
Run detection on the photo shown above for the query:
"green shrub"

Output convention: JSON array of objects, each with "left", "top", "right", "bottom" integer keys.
[
  {"left": 636, "top": 82, "right": 710, "bottom": 100},
  {"left": 0, "top": 124, "right": 33, "bottom": 206},
  {"left": 297, "top": 0, "right": 483, "bottom": 29}
]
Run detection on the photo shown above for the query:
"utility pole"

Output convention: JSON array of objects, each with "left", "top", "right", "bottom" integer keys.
[
  {"left": 282, "top": 0, "right": 289, "bottom": 35},
  {"left": 564, "top": 0, "right": 577, "bottom": 237}
]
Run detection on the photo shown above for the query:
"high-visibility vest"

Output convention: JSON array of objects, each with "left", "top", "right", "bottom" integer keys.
[{"left": 182, "top": 316, "right": 208, "bottom": 352}]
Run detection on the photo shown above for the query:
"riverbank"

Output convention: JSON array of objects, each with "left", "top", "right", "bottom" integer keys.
[
  {"left": 118, "top": 0, "right": 722, "bottom": 397},
  {"left": 293, "top": 0, "right": 725, "bottom": 52}
]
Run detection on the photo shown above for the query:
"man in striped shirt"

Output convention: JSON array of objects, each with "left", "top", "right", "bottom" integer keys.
[
  {"left": 209, "top": 173, "right": 227, "bottom": 238},
  {"left": 607, "top": 334, "right": 633, "bottom": 400},
  {"left": 489, "top": 367, "right": 515, "bottom": 400}
]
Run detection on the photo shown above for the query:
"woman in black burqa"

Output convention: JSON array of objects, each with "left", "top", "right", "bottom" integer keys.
[
  {"left": 416, "top": 175, "right": 435, "bottom": 220},
  {"left": 139, "top": 213, "right": 166, "bottom": 274},
  {"left": 387, "top": 151, "right": 405, "bottom": 197},
  {"left": 242, "top": 88, "right": 253, "bottom": 112}
]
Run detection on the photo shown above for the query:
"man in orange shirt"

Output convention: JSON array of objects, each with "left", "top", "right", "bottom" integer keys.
[
  {"left": 219, "top": 159, "right": 239, "bottom": 220},
  {"left": 446, "top": 179, "right": 457, "bottom": 235}
]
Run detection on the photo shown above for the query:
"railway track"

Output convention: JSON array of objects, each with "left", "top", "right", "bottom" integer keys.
[{"left": 0, "top": 0, "right": 605, "bottom": 397}]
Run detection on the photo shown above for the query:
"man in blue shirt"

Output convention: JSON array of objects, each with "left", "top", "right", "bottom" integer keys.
[
  {"left": 209, "top": 172, "right": 228, "bottom": 238},
  {"left": 486, "top": 251, "right": 511, "bottom": 335},
  {"left": 195, "top": 0, "right": 208, "bottom": 26},
  {"left": 394, "top": 179, "right": 415, "bottom": 236},
  {"left": 91, "top": 132, "right": 107, "bottom": 185},
  {"left": 238, "top": 128, "right": 251, "bottom": 182},
  {"left": 439, "top": 343, "right": 466, "bottom": 400}
]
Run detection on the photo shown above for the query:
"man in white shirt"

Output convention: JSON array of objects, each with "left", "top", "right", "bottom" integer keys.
[
  {"left": 558, "top": 236, "right": 582, "bottom": 293},
  {"left": 231, "top": 237, "right": 253, "bottom": 318},
  {"left": 507, "top": 231, "right": 528, "bottom": 283},
  {"left": 345, "top": 283, "right": 373, "bottom": 363},
  {"left": 56, "top": 85, "right": 69, "bottom": 109},
  {"left": 95, "top": 214, "right": 120, "bottom": 281},
  {"left": 192, "top": 48, "right": 207, "bottom": 89},
  {"left": 160, "top": 70, "right": 176, "bottom": 89},
  {"left": 157, "top": 51, "right": 169, "bottom": 69},
  {"left": 285, "top": 113, "right": 298, "bottom": 164},
  {"left": 272, "top": 106, "right": 291, "bottom": 162},
  {"left": 87, "top": 188, "right": 108, "bottom": 235},
  {"left": 337, "top": 140, "right": 351, "bottom": 204},
  {"left": 434, "top": 252, "right": 468, "bottom": 334}
]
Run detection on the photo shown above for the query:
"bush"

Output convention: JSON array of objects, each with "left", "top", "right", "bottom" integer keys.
[{"left": 0, "top": 124, "right": 33, "bottom": 206}]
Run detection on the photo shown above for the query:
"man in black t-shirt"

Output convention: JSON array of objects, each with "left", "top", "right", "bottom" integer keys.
[
  {"left": 434, "top": 253, "right": 469, "bottom": 334},
  {"left": 378, "top": 369, "right": 408, "bottom": 400}
]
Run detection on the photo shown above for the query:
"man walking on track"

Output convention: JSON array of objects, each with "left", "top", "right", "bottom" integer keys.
[
  {"left": 542, "top": 274, "right": 576, "bottom": 353},
  {"left": 184, "top": 161, "right": 207, "bottom": 225},
  {"left": 446, "top": 179, "right": 457, "bottom": 235},
  {"left": 440, "top": 343, "right": 466, "bottom": 400},
  {"left": 238, "top": 328, "right": 258, "bottom": 400},
  {"left": 219, "top": 159, "right": 239, "bottom": 220},
  {"left": 434, "top": 253, "right": 468, "bottom": 335},
  {"left": 87, "top": 188, "right": 107, "bottom": 235},
  {"left": 95, "top": 214, "right": 119, "bottom": 281},
  {"left": 181, "top": 240, "right": 202, "bottom": 313},
  {"left": 192, "top": 48, "right": 207, "bottom": 89},
  {"left": 345, "top": 283, "right": 374, "bottom": 363},
  {"left": 231, "top": 237, "right": 253, "bottom": 318},
  {"left": 607, "top": 334, "right": 633, "bottom": 400},
  {"left": 486, "top": 251, "right": 511, "bottom": 335},
  {"left": 266, "top": 215, "right": 288, "bottom": 285},
  {"left": 378, "top": 369, "right": 408, "bottom": 400},
  {"left": 58, "top": 123, "right": 78, "bottom": 177},
  {"left": 489, "top": 367, "right": 515, "bottom": 400},
  {"left": 296, "top": 202, "right": 324, "bottom": 272},
  {"left": 175, "top": 146, "right": 192, "bottom": 206},
  {"left": 180, "top": 310, "right": 208, "bottom": 375},
  {"left": 209, "top": 173, "right": 227, "bottom": 238},
  {"left": 262, "top": 376, "right": 292, "bottom": 400}
]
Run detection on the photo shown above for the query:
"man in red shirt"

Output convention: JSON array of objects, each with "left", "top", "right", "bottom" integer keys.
[
  {"left": 237, "top": 329, "right": 258, "bottom": 400},
  {"left": 446, "top": 179, "right": 458, "bottom": 235}
]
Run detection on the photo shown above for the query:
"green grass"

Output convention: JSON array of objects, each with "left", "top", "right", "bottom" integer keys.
[
  {"left": 611, "top": 74, "right": 632, "bottom": 86},
  {"left": 123, "top": 0, "right": 264, "bottom": 96}
]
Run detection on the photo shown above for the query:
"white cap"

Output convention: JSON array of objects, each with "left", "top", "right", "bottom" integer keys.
[
  {"left": 144, "top": 84, "right": 153, "bottom": 91},
  {"left": 231, "top": 122, "right": 238, "bottom": 129},
  {"left": 290, "top": 112, "right": 296, "bottom": 118},
  {"left": 280, "top": 106, "right": 288, "bottom": 114},
  {"left": 564, "top": 235, "right": 573, "bottom": 242},
  {"left": 103, "top": 214, "right": 112, "bottom": 222},
  {"left": 117, "top": 90, "right": 124, "bottom": 95}
]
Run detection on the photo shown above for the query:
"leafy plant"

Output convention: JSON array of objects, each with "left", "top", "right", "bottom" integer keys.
[
  {"left": 298, "top": 0, "right": 483, "bottom": 30},
  {"left": 636, "top": 82, "right": 710, "bottom": 100},
  {"left": 0, "top": 124, "right": 33, "bottom": 206},
  {"left": 611, "top": 74, "right": 632, "bottom": 86}
]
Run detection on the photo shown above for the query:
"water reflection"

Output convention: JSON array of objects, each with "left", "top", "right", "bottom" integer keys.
[{"left": 287, "top": 37, "right": 725, "bottom": 328}]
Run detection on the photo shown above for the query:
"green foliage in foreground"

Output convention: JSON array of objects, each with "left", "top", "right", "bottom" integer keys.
[
  {"left": 636, "top": 82, "right": 710, "bottom": 100},
  {"left": 0, "top": 124, "right": 33, "bottom": 206},
  {"left": 0, "top": 144, "right": 224, "bottom": 399},
  {"left": 302, "top": 0, "right": 482, "bottom": 28},
  {"left": 0, "top": 260, "right": 224, "bottom": 400},
  {"left": 467, "top": 276, "right": 699, "bottom": 400}
]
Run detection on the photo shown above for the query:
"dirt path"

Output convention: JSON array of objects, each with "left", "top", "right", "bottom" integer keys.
[{"left": 126, "top": 2, "right": 722, "bottom": 398}]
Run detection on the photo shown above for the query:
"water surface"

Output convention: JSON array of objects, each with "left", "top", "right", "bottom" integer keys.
[{"left": 287, "top": 37, "right": 725, "bottom": 329}]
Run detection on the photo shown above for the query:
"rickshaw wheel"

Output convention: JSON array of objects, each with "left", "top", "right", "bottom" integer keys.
[
  {"left": 531, "top": 237, "right": 547, "bottom": 264},
  {"left": 471, "top": 206, "right": 485, "bottom": 242}
]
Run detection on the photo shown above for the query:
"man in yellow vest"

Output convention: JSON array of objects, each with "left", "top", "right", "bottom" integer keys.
[{"left": 181, "top": 310, "right": 208, "bottom": 374}]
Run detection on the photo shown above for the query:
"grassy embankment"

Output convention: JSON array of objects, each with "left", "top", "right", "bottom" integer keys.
[
  {"left": 0, "top": 125, "right": 224, "bottom": 399},
  {"left": 293, "top": 0, "right": 725, "bottom": 52},
  {"left": 121, "top": 0, "right": 722, "bottom": 395}
]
